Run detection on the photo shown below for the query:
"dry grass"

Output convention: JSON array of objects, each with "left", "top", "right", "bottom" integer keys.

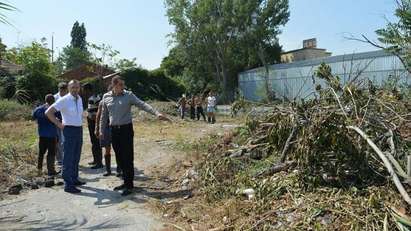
[{"left": 0, "top": 121, "right": 38, "bottom": 194}]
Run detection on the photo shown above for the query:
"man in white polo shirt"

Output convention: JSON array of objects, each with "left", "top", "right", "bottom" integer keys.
[{"left": 46, "top": 80, "right": 85, "bottom": 194}]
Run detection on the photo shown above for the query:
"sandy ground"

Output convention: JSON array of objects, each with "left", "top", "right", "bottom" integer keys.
[{"left": 0, "top": 118, "right": 239, "bottom": 231}]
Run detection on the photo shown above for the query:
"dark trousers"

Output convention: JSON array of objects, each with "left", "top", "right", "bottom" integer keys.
[
  {"left": 63, "top": 126, "right": 82, "bottom": 189},
  {"left": 87, "top": 118, "right": 102, "bottom": 165},
  {"left": 111, "top": 123, "right": 134, "bottom": 189},
  {"left": 190, "top": 106, "right": 195, "bottom": 119},
  {"left": 180, "top": 106, "right": 186, "bottom": 119},
  {"left": 38, "top": 137, "right": 56, "bottom": 176},
  {"left": 196, "top": 106, "right": 206, "bottom": 121}
]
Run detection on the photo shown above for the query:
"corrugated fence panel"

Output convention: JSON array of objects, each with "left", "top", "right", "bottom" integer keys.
[{"left": 238, "top": 50, "right": 411, "bottom": 101}]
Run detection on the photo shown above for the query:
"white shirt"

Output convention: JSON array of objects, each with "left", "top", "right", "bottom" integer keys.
[
  {"left": 54, "top": 92, "right": 65, "bottom": 102},
  {"left": 207, "top": 96, "right": 216, "bottom": 107},
  {"left": 52, "top": 93, "right": 83, "bottom": 126}
]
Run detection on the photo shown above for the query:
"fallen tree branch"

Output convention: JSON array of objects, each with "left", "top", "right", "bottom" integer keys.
[
  {"left": 347, "top": 126, "right": 411, "bottom": 205},
  {"left": 280, "top": 126, "right": 298, "bottom": 162},
  {"left": 256, "top": 161, "right": 296, "bottom": 177}
]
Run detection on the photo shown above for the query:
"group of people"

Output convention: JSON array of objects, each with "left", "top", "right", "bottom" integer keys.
[
  {"left": 32, "top": 77, "right": 169, "bottom": 196},
  {"left": 177, "top": 91, "right": 217, "bottom": 124}
]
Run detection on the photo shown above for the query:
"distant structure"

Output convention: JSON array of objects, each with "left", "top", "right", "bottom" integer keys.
[
  {"left": 281, "top": 38, "right": 332, "bottom": 63},
  {"left": 59, "top": 63, "right": 114, "bottom": 81},
  {"left": 239, "top": 49, "right": 411, "bottom": 101},
  {"left": 0, "top": 59, "right": 24, "bottom": 75}
]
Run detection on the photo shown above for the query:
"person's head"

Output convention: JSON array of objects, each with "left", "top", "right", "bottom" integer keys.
[
  {"left": 111, "top": 76, "right": 125, "bottom": 94},
  {"left": 68, "top": 80, "right": 81, "bottom": 97},
  {"left": 58, "top": 82, "right": 68, "bottom": 96},
  {"left": 45, "top": 94, "right": 55, "bottom": 105},
  {"left": 208, "top": 91, "right": 213, "bottom": 96}
]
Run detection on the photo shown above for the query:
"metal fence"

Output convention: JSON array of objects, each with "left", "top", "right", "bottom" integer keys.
[{"left": 238, "top": 50, "right": 411, "bottom": 101}]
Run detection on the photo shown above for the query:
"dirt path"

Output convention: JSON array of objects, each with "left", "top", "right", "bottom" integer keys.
[{"left": 0, "top": 118, "right": 239, "bottom": 231}]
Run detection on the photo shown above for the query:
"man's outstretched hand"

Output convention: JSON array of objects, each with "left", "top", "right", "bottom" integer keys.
[{"left": 157, "top": 113, "right": 172, "bottom": 122}]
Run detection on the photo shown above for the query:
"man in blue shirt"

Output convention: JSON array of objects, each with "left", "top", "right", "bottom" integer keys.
[{"left": 33, "top": 94, "right": 59, "bottom": 176}]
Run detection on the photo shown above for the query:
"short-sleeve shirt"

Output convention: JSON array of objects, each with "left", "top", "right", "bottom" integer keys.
[
  {"left": 207, "top": 96, "right": 216, "bottom": 107},
  {"left": 52, "top": 93, "right": 83, "bottom": 126},
  {"left": 32, "top": 104, "right": 58, "bottom": 138}
]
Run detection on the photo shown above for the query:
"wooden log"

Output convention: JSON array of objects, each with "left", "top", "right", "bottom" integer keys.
[
  {"left": 280, "top": 126, "right": 298, "bottom": 162},
  {"left": 256, "top": 161, "right": 296, "bottom": 177}
]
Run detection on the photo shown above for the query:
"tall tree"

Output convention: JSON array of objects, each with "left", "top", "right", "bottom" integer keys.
[
  {"left": 165, "top": 0, "right": 289, "bottom": 102},
  {"left": 59, "top": 21, "right": 91, "bottom": 70},
  {"left": 71, "top": 21, "right": 88, "bottom": 51}
]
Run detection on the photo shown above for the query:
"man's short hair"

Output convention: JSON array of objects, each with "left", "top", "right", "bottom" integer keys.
[
  {"left": 58, "top": 82, "right": 68, "bottom": 90},
  {"left": 45, "top": 94, "right": 55, "bottom": 105},
  {"left": 111, "top": 76, "right": 124, "bottom": 86}
]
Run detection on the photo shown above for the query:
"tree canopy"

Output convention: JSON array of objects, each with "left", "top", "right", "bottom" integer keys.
[{"left": 163, "top": 0, "right": 289, "bottom": 102}]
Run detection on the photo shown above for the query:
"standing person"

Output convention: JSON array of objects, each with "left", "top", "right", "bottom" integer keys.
[
  {"left": 33, "top": 94, "right": 59, "bottom": 176},
  {"left": 177, "top": 94, "right": 187, "bottom": 119},
  {"left": 195, "top": 95, "right": 206, "bottom": 121},
  {"left": 100, "top": 76, "right": 170, "bottom": 196},
  {"left": 189, "top": 95, "right": 196, "bottom": 120},
  {"left": 83, "top": 83, "right": 103, "bottom": 169},
  {"left": 54, "top": 82, "right": 68, "bottom": 166},
  {"left": 207, "top": 91, "right": 217, "bottom": 124},
  {"left": 95, "top": 85, "right": 122, "bottom": 177},
  {"left": 46, "top": 80, "right": 85, "bottom": 194}
]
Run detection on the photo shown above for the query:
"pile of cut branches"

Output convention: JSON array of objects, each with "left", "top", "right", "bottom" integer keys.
[{"left": 198, "top": 63, "right": 411, "bottom": 230}]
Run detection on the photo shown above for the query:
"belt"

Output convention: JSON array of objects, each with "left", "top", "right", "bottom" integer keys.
[
  {"left": 110, "top": 123, "right": 132, "bottom": 129},
  {"left": 65, "top": 125, "right": 82, "bottom": 128}
]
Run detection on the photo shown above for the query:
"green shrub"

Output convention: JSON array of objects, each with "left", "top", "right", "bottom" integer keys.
[
  {"left": 122, "top": 68, "right": 186, "bottom": 101},
  {"left": 16, "top": 73, "right": 57, "bottom": 102},
  {"left": 0, "top": 99, "right": 32, "bottom": 121}
]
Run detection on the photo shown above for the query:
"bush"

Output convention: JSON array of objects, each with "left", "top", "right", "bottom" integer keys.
[
  {"left": 16, "top": 73, "right": 57, "bottom": 102},
  {"left": 0, "top": 99, "right": 32, "bottom": 121},
  {"left": 121, "top": 67, "right": 186, "bottom": 101}
]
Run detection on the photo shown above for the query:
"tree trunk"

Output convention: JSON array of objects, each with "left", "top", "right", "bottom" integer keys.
[{"left": 257, "top": 45, "right": 273, "bottom": 101}]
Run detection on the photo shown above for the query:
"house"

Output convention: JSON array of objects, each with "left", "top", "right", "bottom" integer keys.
[
  {"left": 0, "top": 59, "right": 24, "bottom": 75},
  {"left": 281, "top": 38, "right": 332, "bottom": 63},
  {"left": 59, "top": 63, "right": 115, "bottom": 81}
]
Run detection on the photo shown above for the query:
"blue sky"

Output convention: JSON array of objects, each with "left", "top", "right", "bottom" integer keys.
[{"left": 0, "top": 0, "right": 398, "bottom": 70}]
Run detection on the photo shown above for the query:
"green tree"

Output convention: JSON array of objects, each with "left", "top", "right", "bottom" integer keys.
[
  {"left": 115, "top": 58, "right": 138, "bottom": 72},
  {"left": 71, "top": 21, "right": 88, "bottom": 51},
  {"left": 164, "top": 0, "right": 289, "bottom": 102},
  {"left": 58, "top": 21, "right": 91, "bottom": 70},
  {"left": 13, "top": 42, "right": 56, "bottom": 101},
  {"left": 0, "top": 38, "right": 6, "bottom": 60},
  {"left": 364, "top": 0, "right": 411, "bottom": 74}
]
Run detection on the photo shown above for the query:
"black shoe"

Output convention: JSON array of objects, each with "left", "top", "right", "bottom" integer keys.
[
  {"left": 121, "top": 188, "right": 133, "bottom": 196},
  {"left": 103, "top": 172, "right": 112, "bottom": 177},
  {"left": 74, "top": 181, "right": 86, "bottom": 186},
  {"left": 116, "top": 172, "right": 123, "bottom": 177},
  {"left": 88, "top": 161, "right": 96, "bottom": 166},
  {"left": 113, "top": 184, "right": 126, "bottom": 191},
  {"left": 91, "top": 164, "right": 104, "bottom": 169},
  {"left": 64, "top": 187, "right": 81, "bottom": 194}
]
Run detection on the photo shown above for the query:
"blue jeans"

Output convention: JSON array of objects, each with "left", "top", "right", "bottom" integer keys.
[
  {"left": 56, "top": 128, "right": 64, "bottom": 165},
  {"left": 62, "top": 126, "right": 83, "bottom": 189}
]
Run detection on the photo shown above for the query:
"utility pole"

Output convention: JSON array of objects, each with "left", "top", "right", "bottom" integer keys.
[{"left": 51, "top": 33, "right": 54, "bottom": 63}]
